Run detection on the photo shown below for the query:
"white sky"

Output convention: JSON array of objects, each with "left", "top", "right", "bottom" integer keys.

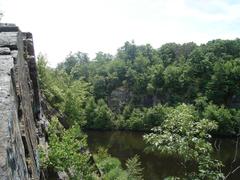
[{"left": 1, "top": 0, "right": 240, "bottom": 67}]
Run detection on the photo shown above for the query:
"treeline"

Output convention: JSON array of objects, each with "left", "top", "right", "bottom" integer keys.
[{"left": 37, "top": 39, "right": 240, "bottom": 136}]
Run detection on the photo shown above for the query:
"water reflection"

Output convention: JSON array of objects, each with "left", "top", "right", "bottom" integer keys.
[{"left": 87, "top": 130, "right": 240, "bottom": 180}]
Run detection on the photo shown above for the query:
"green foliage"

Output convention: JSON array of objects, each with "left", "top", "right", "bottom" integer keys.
[
  {"left": 104, "top": 168, "right": 128, "bottom": 180},
  {"left": 98, "top": 156, "right": 122, "bottom": 174},
  {"left": 144, "top": 104, "right": 224, "bottom": 179},
  {"left": 92, "top": 75, "right": 108, "bottom": 99},
  {"left": 36, "top": 39, "right": 240, "bottom": 179},
  {"left": 57, "top": 51, "right": 89, "bottom": 74},
  {"left": 163, "top": 64, "right": 193, "bottom": 103},
  {"left": 124, "top": 108, "right": 144, "bottom": 130},
  {"left": 126, "top": 155, "right": 143, "bottom": 180},
  {"left": 206, "top": 59, "right": 240, "bottom": 105},
  {"left": 120, "top": 104, "right": 169, "bottom": 130},
  {"left": 117, "top": 41, "right": 137, "bottom": 63},
  {"left": 63, "top": 81, "right": 92, "bottom": 126},
  {"left": 37, "top": 55, "right": 92, "bottom": 126},
  {"left": 37, "top": 54, "right": 66, "bottom": 109},
  {"left": 94, "top": 148, "right": 127, "bottom": 179},
  {"left": 143, "top": 104, "right": 170, "bottom": 129},
  {"left": 158, "top": 43, "right": 180, "bottom": 66},
  {"left": 40, "top": 117, "right": 94, "bottom": 179},
  {"left": 148, "top": 64, "right": 164, "bottom": 95},
  {"left": 203, "top": 104, "right": 240, "bottom": 135},
  {"left": 94, "top": 148, "right": 143, "bottom": 180},
  {"left": 38, "top": 39, "right": 240, "bottom": 135},
  {"left": 94, "top": 52, "right": 113, "bottom": 62},
  {"left": 85, "top": 98, "right": 114, "bottom": 129}
]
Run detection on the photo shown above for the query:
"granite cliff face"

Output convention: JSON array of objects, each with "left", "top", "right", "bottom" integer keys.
[{"left": 0, "top": 24, "right": 47, "bottom": 180}]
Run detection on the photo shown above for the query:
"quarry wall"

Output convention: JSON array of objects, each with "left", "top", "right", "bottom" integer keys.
[{"left": 0, "top": 23, "right": 47, "bottom": 180}]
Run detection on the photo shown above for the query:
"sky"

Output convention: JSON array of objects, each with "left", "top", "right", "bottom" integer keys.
[{"left": 1, "top": 0, "right": 240, "bottom": 67}]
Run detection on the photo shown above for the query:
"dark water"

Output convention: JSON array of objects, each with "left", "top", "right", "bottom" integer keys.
[{"left": 87, "top": 130, "right": 240, "bottom": 180}]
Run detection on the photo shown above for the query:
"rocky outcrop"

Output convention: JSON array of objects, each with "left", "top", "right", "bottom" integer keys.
[
  {"left": 108, "top": 87, "right": 132, "bottom": 113},
  {"left": 0, "top": 23, "right": 47, "bottom": 180}
]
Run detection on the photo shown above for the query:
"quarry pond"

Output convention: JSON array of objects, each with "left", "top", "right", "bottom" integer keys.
[{"left": 87, "top": 130, "right": 240, "bottom": 180}]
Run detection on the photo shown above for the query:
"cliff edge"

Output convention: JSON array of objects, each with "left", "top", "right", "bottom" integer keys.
[{"left": 0, "top": 23, "right": 47, "bottom": 180}]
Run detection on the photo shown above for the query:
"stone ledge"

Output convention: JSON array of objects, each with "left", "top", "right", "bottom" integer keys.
[
  {"left": 0, "top": 23, "right": 19, "bottom": 32},
  {"left": 0, "top": 47, "right": 10, "bottom": 55}
]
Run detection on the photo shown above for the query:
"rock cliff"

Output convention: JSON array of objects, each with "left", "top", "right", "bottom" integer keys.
[{"left": 0, "top": 23, "right": 47, "bottom": 180}]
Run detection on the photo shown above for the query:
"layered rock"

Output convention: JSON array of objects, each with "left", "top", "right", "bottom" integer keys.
[{"left": 0, "top": 23, "right": 47, "bottom": 180}]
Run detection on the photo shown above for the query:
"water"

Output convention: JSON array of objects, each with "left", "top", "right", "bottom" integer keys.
[{"left": 87, "top": 130, "right": 240, "bottom": 180}]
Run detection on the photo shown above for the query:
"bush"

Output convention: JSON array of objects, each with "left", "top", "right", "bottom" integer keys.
[
  {"left": 85, "top": 99, "right": 114, "bottom": 129},
  {"left": 40, "top": 117, "right": 93, "bottom": 179},
  {"left": 203, "top": 104, "right": 239, "bottom": 135}
]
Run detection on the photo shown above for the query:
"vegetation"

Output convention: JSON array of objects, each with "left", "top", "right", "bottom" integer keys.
[
  {"left": 126, "top": 155, "right": 143, "bottom": 180},
  {"left": 143, "top": 104, "right": 224, "bottom": 179},
  {"left": 37, "top": 39, "right": 240, "bottom": 179},
  {"left": 38, "top": 39, "right": 240, "bottom": 136},
  {"left": 93, "top": 148, "right": 143, "bottom": 180},
  {"left": 39, "top": 117, "right": 95, "bottom": 179},
  {"left": 39, "top": 118, "right": 143, "bottom": 179}
]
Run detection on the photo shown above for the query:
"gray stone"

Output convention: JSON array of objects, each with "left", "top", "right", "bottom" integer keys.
[
  {"left": 0, "top": 23, "right": 19, "bottom": 32},
  {"left": 0, "top": 32, "right": 18, "bottom": 49},
  {"left": 0, "top": 47, "right": 10, "bottom": 55},
  {"left": 0, "top": 51, "right": 29, "bottom": 180},
  {"left": 0, "top": 23, "right": 48, "bottom": 180}
]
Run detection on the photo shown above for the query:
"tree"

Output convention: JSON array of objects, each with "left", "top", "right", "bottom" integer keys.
[
  {"left": 117, "top": 41, "right": 137, "bottom": 63},
  {"left": 57, "top": 52, "right": 89, "bottom": 75},
  {"left": 63, "top": 80, "right": 92, "bottom": 126},
  {"left": 144, "top": 104, "right": 224, "bottom": 179},
  {"left": 124, "top": 108, "right": 144, "bottom": 130},
  {"left": 206, "top": 59, "right": 240, "bottom": 106},
  {"left": 163, "top": 64, "right": 193, "bottom": 103},
  {"left": 94, "top": 52, "right": 113, "bottom": 62},
  {"left": 38, "top": 39, "right": 240, "bottom": 136},
  {"left": 158, "top": 43, "right": 181, "bottom": 66},
  {"left": 85, "top": 98, "right": 113, "bottom": 129},
  {"left": 92, "top": 75, "right": 108, "bottom": 99},
  {"left": 37, "top": 54, "right": 66, "bottom": 109}
]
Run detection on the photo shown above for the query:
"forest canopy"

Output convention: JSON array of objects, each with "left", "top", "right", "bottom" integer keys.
[{"left": 37, "top": 39, "right": 240, "bottom": 136}]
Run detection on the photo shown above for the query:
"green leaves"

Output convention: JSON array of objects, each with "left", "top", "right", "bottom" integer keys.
[
  {"left": 85, "top": 98, "right": 114, "bottom": 129},
  {"left": 94, "top": 148, "right": 143, "bottom": 180},
  {"left": 203, "top": 104, "right": 240, "bottom": 135},
  {"left": 36, "top": 39, "right": 240, "bottom": 179},
  {"left": 38, "top": 39, "right": 240, "bottom": 135},
  {"left": 40, "top": 117, "right": 93, "bottom": 179},
  {"left": 126, "top": 155, "right": 143, "bottom": 180},
  {"left": 207, "top": 58, "right": 240, "bottom": 105},
  {"left": 144, "top": 104, "right": 224, "bottom": 179}
]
